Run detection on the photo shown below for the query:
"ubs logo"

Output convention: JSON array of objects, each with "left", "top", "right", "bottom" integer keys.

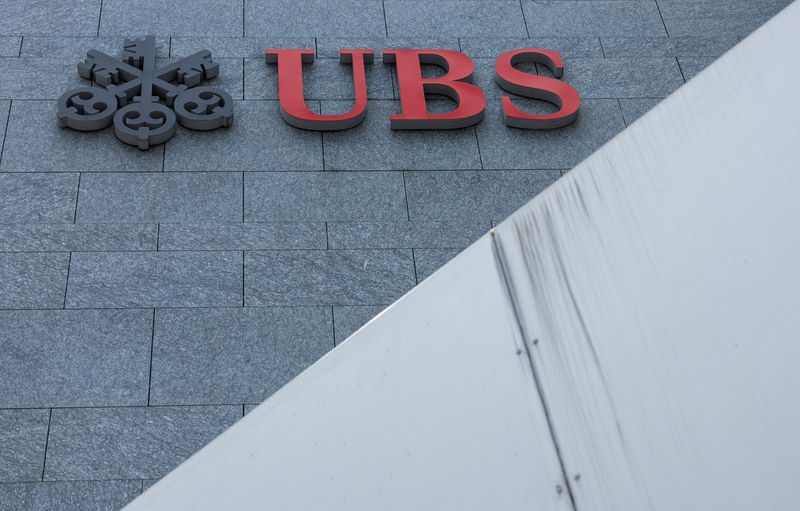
[
  {"left": 58, "top": 36, "right": 580, "bottom": 150},
  {"left": 57, "top": 36, "right": 234, "bottom": 150}
]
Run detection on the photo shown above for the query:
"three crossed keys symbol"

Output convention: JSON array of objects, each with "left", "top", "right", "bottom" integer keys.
[{"left": 57, "top": 36, "right": 234, "bottom": 150}]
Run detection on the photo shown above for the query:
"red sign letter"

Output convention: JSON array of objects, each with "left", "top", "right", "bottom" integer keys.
[
  {"left": 383, "top": 49, "right": 486, "bottom": 130},
  {"left": 494, "top": 49, "right": 580, "bottom": 129},
  {"left": 265, "top": 48, "right": 374, "bottom": 130}
]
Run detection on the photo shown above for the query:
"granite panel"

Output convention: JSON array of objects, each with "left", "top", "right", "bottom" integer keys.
[
  {"left": 0, "top": 410, "right": 49, "bottom": 482},
  {"left": 0, "top": 309, "right": 152, "bottom": 407},
  {"left": 406, "top": 169, "right": 561, "bottom": 223},
  {"left": 0, "top": 253, "right": 69, "bottom": 309},
  {"left": 245, "top": 171, "right": 407, "bottom": 222},
  {"left": 76, "top": 173, "right": 242, "bottom": 223},
  {"left": 66, "top": 251, "right": 243, "bottom": 308},
  {"left": 150, "top": 307, "right": 332, "bottom": 404},
  {"left": 0, "top": 174, "right": 77, "bottom": 224},
  {"left": 45, "top": 406, "right": 240, "bottom": 480},
  {"left": 245, "top": 249, "right": 416, "bottom": 306}
]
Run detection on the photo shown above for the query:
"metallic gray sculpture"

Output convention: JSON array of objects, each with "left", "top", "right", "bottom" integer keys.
[{"left": 57, "top": 36, "right": 233, "bottom": 150}]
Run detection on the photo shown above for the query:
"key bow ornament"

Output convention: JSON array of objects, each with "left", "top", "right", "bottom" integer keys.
[{"left": 57, "top": 36, "right": 234, "bottom": 150}]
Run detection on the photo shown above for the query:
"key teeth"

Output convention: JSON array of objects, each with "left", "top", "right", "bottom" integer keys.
[
  {"left": 77, "top": 60, "right": 95, "bottom": 80},
  {"left": 201, "top": 61, "right": 219, "bottom": 80}
]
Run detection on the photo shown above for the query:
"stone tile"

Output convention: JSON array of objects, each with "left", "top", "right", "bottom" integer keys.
[
  {"left": 385, "top": 1, "right": 527, "bottom": 37},
  {"left": 618, "top": 97, "right": 661, "bottom": 125},
  {"left": 0, "top": 224, "right": 156, "bottom": 252},
  {"left": 0, "top": 481, "right": 142, "bottom": 511},
  {"left": 0, "top": 37, "right": 22, "bottom": 57},
  {"left": 159, "top": 223, "right": 326, "bottom": 251},
  {"left": 333, "top": 305, "right": 385, "bottom": 344},
  {"left": 0, "top": 253, "right": 69, "bottom": 309},
  {"left": 414, "top": 248, "right": 462, "bottom": 281},
  {"left": 0, "top": 309, "right": 151, "bottom": 407},
  {"left": 246, "top": 0, "right": 386, "bottom": 37},
  {"left": 522, "top": 1, "right": 667, "bottom": 37},
  {"left": 99, "top": 0, "right": 243, "bottom": 37},
  {"left": 600, "top": 36, "right": 737, "bottom": 57},
  {"left": 164, "top": 101, "right": 322, "bottom": 171},
  {"left": 244, "top": 404, "right": 258, "bottom": 414},
  {"left": 538, "top": 58, "right": 683, "bottom": 98},
  {"left": 20, "top": 36, "right": 169, "bottom": 59},
  {"left": 678, "top": 56, "right": 717, "bottom": 81},
  {"left": 45, "top": 406, "right": 240, "bottom": 480},
  {"left": 150, "top": 307, "right": 332, "bottom": 405},
  {"left": 459, "top": 37, "right": 603, "bottom": 58},
  {"left": 76, "top": 173, "right": 242, "bottom": 223},
  {"left": 328, "top": 220, "right": 487, "bottom": 249},
  {"left": 159, "top": 57, "right": 243, "bottom": 99},
  {"left": 476, "top": 99, "right": 626, "bottom": 170},
  {"left": 0, "top": 101, "right": 163, "bottom": 172},
  {"left": 321, "top": 101, "right": 482, "bottom": 170},
  {"left": 406, "top": 169, "right": 561, "bottom": 223},
  {"left": 245, "top": 172, "right": 407, "bottom": 222},
  {"left": 245, "top": 249, "right": 415, "bottom": 306},
  {"left": 171, "top": 37, "right": 314, "bottom": 58},
  {"left": 0, "top": 174, "right": 77, "bottom": 224},
  {"left": 244, "top": 57, "right": 394, "bottom": 100},
  {"left": 317, "top": 37, "right": 460, "bottom": 59},
  {"left": 0, "top": 99, "right": 7, "bottom": 151},
  {"left": 66, "top": 251, "right": 243, "bottom": 308},
  {"left": 0, "top": 410, "right": 49, "bottom": 482},
  {"left": 658, "top": 0, "right": 791, "bottom": 37},
  {"left": 0, "top": 0, "right": 100, "bottom": 36}
]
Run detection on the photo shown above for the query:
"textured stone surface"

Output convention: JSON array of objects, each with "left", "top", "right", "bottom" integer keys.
[
  {"left": 406, "top": 170, "right": 561, "bottom": 223},
  {"left": 0, "top": 37, "right": 22, "bottom": 57},
  {"left": 99, "top": 0, "right": 243, "bottom": 36},
  {"left": 66, "top": 251, "right": 243, "bottom": 308},
  {"left": 328, "top": 221, "right": 487, "bottom": 249},
  {"left": 322, "top": 101, "right": 482, "bottom": 170},
  {"left": 476, "top": 99, "right": 626, "bottom": 170},
  {"left": 0, "top": 481, "right": 142, "bottom": 511},
  {"left": 245, "top": 172, "right": 407, "bottom": 222},
  {"left": 541, "top": 58, "right": 684, "bottom": 98},
  {"left": 150, "top": 307, "right": 332, "bottom": 404},
  {"left": 600, "top": 36, "right": 738, "bottom": 57},
  {"left": 0, "top": 0, "right": 99, "bottom": 36},
  {"left": 522, "top": 1, "right": 667, "bottom": 37},
  {"left": 460, "top": 37, "right": 603, "bottom": 58},
  {"left": 678, "top": 56, "right": 717, "bottom": 81},
  {"left": 245, "top": 249, "right": 415, "bottom": 306},
  {"left": 20, "top": 36, "right": 169, "bottom": 58},
  {"left": 245, "top": 57, "right": 394, "bottom": 100},
  {"left": 246, "top": 0, "right": 386, "bottom": 37},
  {"left": 0, "top": 253, "right": 69, "bottom": 309},
  {"left": 0, "top": 410, "right": 49, "bottom": 482},
  {"left": 0, "top": 174, "right": 77, "bottom": 224},
  {"left": 165, "top": 101, "right": 322, "bottom": 171},
  {"left": 619, "top": 97, "right": 661, "bottom": 125},
  {"left": 0, "top": 309, "right": 152, "bottom": 407},
  {"left": 658, "top": 0, "right": 792, "bottom": 37},
  {"left": 158, "top": 223, "right": 326, "bottom": 251},
  {"left": 44, "top": 406, "right": 240, "bottom": 480},
  {"left": 0, "top": 224, "right": 156, "bottom": 252},
  {"left": 385, "top": 1, "right": 527, "bottom": 37},
  {"left": 333, "top": 305, "right": 386, "bottom": 344},
  {"left": 414, "top": 248, "right": 462, "bottom": 282},
  {"left": 76, "top": 173, "right": 242, "bottom": 223},
  {"left": 171, "top": 37, "right": 314, "bottom": 58},
  {"left": 0, "top": 101, "right": 163, "bottom": 172},
  {"left": 316, "top": 37, "right": 459, "bottom": 59}
]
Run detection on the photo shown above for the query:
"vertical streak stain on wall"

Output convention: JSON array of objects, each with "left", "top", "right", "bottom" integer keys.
[{"left": 491, "top": 3, "right": 800, "bottom": 510}]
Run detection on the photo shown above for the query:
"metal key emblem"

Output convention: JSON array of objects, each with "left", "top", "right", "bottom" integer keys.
[{"left": 57, "top": 36, "right": 233, "bottom": 150}]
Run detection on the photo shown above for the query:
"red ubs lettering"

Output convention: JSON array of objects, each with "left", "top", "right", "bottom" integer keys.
[{"left": 265, "top": 48, "right": 580, "bottom": 131}]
